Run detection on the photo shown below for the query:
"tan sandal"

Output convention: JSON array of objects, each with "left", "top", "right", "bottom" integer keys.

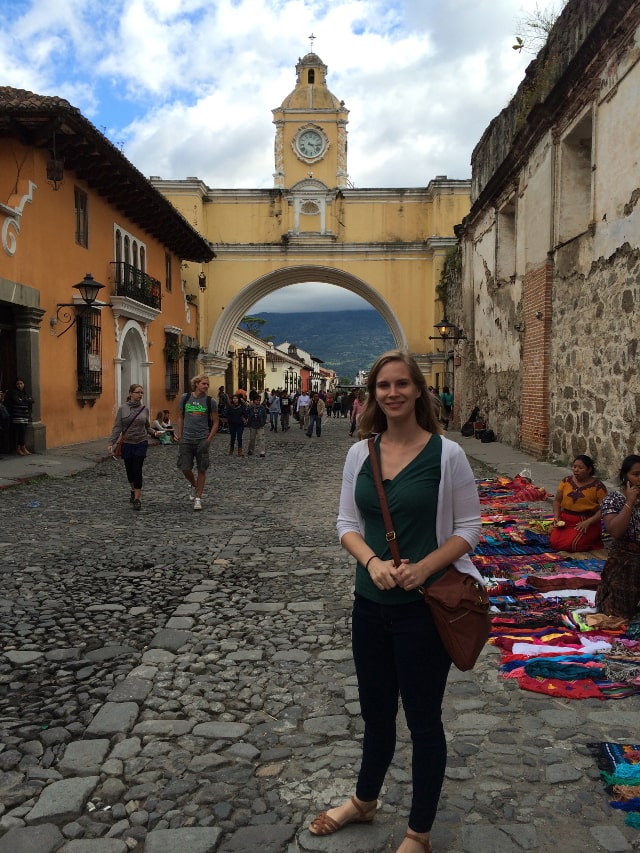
[
  {"left": 404, "top": 831, "right": 432, "bottom": 852},
  {"left": 308, "top": 795, "right": 377, "bottom": 836}
]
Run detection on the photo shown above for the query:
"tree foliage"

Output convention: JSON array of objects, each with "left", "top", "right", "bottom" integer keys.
[
  {"left": 240, "top": 316, "right": 269, "bottom": 338},
  {"left": 513, "top": 1, "right": 567, "bottom": 54}
]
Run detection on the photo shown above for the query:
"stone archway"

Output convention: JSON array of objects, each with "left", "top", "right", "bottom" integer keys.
[{"left": 207, "top": 265, "right": 407, "bottom": 359}]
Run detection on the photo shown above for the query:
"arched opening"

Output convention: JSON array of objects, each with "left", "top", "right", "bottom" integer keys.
[
  {"left": 308, "top": 69, "right": 315, "bottom": 84},
  {"left": 208, "top": 265, "right": 406, "bottom": 360},
  {"left": 119, "top": 325, "right": 148, "bottom": 406}
]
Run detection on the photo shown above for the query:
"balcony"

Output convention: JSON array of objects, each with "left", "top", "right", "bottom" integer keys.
[{"left": 109, "top": 262, "right": 162, "bottom": 324}]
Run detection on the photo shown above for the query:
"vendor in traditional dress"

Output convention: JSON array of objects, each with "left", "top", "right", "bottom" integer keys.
[
  {"left": 596, "top": 454, "right": 640, "bottom": 619},
  {"left": 549, "top": 454, "right": 607, "bottom": 552}
]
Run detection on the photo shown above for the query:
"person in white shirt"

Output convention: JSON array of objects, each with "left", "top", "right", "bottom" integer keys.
[{"left": 296, "top": 391, "right": 311, "bottom": 431}]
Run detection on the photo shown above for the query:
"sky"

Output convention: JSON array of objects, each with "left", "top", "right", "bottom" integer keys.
[{"left": 2, "top": 0, "right": 551, "bottom": 311}]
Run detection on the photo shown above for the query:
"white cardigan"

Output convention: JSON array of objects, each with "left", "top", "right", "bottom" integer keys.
[{"left": 336, "top": 435, "right": 483, "bottom": 582}]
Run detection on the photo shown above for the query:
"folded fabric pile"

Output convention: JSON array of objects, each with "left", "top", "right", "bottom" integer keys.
[
  {"left": 473, "top": 477, "right": 640, "bottom": 700},
  {"left": 592, "top": 742, "right": 640, "bottom": 828}
]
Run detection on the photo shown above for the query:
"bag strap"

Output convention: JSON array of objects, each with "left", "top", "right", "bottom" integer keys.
[
  {"left": 367, "top": 437, "right": 401, "bottom": 567},
  {"left": 120, "top": 404, "right": 146, "bottom": 442}
]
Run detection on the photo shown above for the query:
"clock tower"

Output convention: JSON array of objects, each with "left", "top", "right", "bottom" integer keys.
[{"left": 272, "top": 52, "right": 349, "bottom": 190}]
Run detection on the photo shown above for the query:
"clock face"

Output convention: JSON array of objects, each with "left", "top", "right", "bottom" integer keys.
[{"left": 297, "top": 130, "right": 324, "bottom": 159}]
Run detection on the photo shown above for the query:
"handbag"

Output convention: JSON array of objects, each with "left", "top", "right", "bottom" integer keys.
[
  {"left": 114, "top": 405, "right": 146, "bottom": 458},
  {"left": 367, "top": 438, "right": 491, "bottom": 671}
]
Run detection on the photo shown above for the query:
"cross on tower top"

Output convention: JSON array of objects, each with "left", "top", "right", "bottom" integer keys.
[{"left": 308, "top": 32, "right": 316, "bottom": 52}]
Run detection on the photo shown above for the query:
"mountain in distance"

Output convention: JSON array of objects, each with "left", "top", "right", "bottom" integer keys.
[{"left": 247, "top": 310, "right": 395, "bottom": 383}]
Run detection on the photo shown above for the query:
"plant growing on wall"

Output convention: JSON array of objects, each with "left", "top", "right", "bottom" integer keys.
[
  {"left": 164, "top": 339, "right": 180, "bottom": 363},
  {"left": 436, "top": 245, "right": 462, "bottom": 309}
]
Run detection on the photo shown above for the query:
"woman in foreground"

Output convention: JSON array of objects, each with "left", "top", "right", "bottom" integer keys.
[{"left": 308, "top": 351, "right": 482, "bottom": 853}]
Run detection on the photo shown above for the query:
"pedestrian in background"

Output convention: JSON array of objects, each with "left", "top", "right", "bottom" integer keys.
[
  {"left": 439, "top": 386, "right": 453, "bottom": 430},
  {"left": 268, "top": 390, "right": 281, "bottom": 432},
  {"left": 226, "top": 394, "right": 248, "bottom": 457},
  {"left": 306, "top": 392, "right": 326, "bottom": 438},
  {"left": 246, "top": 395, "right": 268, "bottom": 457},
  {"left": 107, "top": 384, "right": 159, "bottom": 510},
  {"left": 280, "top": 390, "right": 292, "bottom": 431},
  {"left": 176, "top": 374, "right": 219, "bottom": 511},
  {"left": 309, "top": 350, "right": 482, "bottom": 853},
  {"left": 349, "top": 389, "right": 366, "bottom": 438},
  {"left": 297, "top": 390, "right": 311, "bottom": 431},
  {"left": 8, "top": 377, "right": 34, "bottom": 456}
]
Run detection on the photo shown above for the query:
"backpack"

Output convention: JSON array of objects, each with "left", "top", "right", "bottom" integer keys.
[
  {"left": 481, "top": 429, "right": 496, "bottom": 443},
  {"left": 180, "top": 393, "right": 214, "bottom": 430}
]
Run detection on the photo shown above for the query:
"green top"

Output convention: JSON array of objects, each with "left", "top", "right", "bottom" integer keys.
[{"left": 354, "top": 434, "right": 441, "bottom": 604}]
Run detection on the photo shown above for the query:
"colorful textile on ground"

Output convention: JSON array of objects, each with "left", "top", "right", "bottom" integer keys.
[
  {"left": 592, "top": 743, "right": 640, "bottom": 827},
  {"left": 473, "top": 477, "right": 640, "bottom": 700}
]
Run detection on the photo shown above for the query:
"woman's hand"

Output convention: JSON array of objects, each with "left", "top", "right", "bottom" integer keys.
[
  {"left": 367, "top": 557, "right": 401, "bottom": 590},
  {"left": 623, "top": 481, "right": 639, "bottom": 507},
  {"left": 393, "top": 560, "right": 429, "bottom": 591}
]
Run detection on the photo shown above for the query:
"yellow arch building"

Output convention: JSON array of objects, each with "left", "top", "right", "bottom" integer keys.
[{"left": 152, "top": 52, "right": 470, "bottom": 389}]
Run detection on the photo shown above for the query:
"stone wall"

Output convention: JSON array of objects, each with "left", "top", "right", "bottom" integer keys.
[{"left": 550, "top": 242, "right": 640, "bottom": 478}]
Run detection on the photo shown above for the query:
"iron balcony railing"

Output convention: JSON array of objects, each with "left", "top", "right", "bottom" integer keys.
[{"left": 111, "top": 262, "right": 162, "bottom": 310}]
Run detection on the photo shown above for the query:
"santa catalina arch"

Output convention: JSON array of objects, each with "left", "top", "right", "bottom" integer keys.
[{"left": 152, "top": 52, "right": 470, "bottom": 387}]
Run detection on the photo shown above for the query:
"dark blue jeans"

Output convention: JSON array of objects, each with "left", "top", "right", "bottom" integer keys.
[
  {"left": 352, "top": 594, "right": 451, "bottom": 833},
  {"left": 229, "top": 422, "right": 244, "bottom": 449},
  {"left": 306, "top": 414, "right": 322, "bottom": 437}
]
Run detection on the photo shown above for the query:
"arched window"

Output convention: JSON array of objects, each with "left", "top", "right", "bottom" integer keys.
[
  {"left": 140, "top": 246, "right": 146, "bottom": 274},
  {"left": 308, "top": 70, "right": 315, "bottom": 84},
  {"left": 114, "top": 230, "right": 122, "bottom": 284},
  {"left": 132, "top": 241, "right": 139, "bottom": 271}
]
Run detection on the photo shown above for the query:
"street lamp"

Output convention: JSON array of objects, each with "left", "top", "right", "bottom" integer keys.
[
  {"left": 428, "top": 316, "right": 466, "bottom": 345},
  {"left": 428, "top": 315, "right": 467, "bottom": 406},
  {"left": 51, "top": 273, "right": 105, "bottom": 338}
]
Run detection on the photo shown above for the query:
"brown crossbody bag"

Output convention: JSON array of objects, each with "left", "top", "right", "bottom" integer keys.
[{"left": 367, "top": 437, "right": 490, "bottom": 671}]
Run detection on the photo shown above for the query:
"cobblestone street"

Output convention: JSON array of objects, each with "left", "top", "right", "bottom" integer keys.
[{"left": 1, "top": 420, "right": 639, "bottom": 853}]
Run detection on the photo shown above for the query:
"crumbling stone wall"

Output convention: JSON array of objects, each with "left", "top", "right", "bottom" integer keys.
[{"left": 551, "top": 242, "right": 640, "bottom": 479}]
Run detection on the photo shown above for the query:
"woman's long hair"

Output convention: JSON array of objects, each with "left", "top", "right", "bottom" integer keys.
[
  {"left": 619, "top": 455, "right": 640, "bottom": 486},
  {"left": 358, "top": 350, "right": 441, "bottom": 437}
]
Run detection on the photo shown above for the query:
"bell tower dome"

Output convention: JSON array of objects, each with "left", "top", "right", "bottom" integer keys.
[{"left": 272, "top": 52, "right": 349, "bottom": 190}]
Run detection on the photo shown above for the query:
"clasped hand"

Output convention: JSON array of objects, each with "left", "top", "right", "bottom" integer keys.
[{"left": 368, "top": 557, "right": 427, "bottom": 591}]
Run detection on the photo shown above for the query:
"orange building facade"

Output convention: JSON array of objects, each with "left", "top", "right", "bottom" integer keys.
[{"left": 0, "top": 88, "right": 213, "bottom": 452}]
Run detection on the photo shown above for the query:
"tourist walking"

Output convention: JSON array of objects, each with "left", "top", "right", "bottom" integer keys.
[
  {"left": 246, "top": 395, "right": 268, "bottom": 457},
  {"left": 107, "top": 384, "right": 160, "bottom": 510},
  {"left": 7, "top": 377, "right": 33, "bottom": 455},
  {"left": 306, "top": 392, "right": 326, "bottom": 438},
  {"left": 280, "top": 390, "right": 292, "bottom": 431},
  {"left": 226, "top": 394, "right": 248, "bottom": 456},
  {"left": 349, "top": 390, "right": 366, "bottom": 437},
  {"left": 297, "top": 390, "right": 311, "bottom": 431},
  {"left": 268, "top": 391, "right": 281, "bottom": 432},
  {"left": 309, "top": 350, "right": 482, "bottom": 853},
  {"left": 176, "top": 374, "right": 219, "bottom": 511}
]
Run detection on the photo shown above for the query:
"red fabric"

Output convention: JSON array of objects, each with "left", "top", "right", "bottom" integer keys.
[
  {"left": 549, "top": 510, "right": 604, "bottom": 552},
  {"left": 517, "top": 674, "right": 606, "bottom": 699}
]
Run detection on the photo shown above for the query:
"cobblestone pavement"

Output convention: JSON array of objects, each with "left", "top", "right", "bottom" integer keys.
[{"left": 1, "top": 419, "right": 639, "bottom": 853}]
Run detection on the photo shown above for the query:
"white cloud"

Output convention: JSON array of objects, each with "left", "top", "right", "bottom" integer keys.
[{"left": 2, "top": 0, "right": 553, "bottom": 306}]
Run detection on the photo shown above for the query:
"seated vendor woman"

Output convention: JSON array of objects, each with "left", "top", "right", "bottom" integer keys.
[
  {"left": 595, "top": 454, "right": 640, "bottom": 619},
  {"left": 549, "top": 454, "right": 607, "bottom": 552}
]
